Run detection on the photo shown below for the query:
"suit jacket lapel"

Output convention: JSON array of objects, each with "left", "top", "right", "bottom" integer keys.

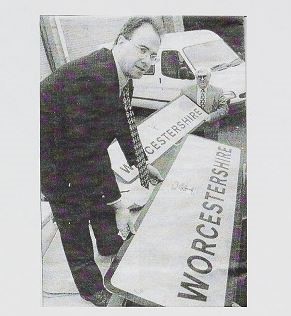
[
  {"left": 192, "top": 85, "right": 198, "bottom": 103},
  {"left": 206, "top": 85, "right": 215, "bottom": 112},
  {"left": 91, "top": 48, "right": 120, "bottom": 97}
]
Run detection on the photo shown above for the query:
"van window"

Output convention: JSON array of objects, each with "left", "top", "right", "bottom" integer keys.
[
  {"left": 183, "top": 40, "right": 238, "bottom": 70},
  {"left": 161, "top": 50, "right": 193, "bottom": 79},
  {"left": 144, "top": 65, "right": 155, "bottom": 75}
]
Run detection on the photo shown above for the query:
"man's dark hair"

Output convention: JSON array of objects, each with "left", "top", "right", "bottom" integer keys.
[{"left": 114, "top": 17, "right": 162, "bottom": 45}]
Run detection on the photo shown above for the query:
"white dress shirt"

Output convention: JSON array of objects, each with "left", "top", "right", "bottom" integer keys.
[{"left": 112, "top": 49, "right": 129, "bottom": 96}]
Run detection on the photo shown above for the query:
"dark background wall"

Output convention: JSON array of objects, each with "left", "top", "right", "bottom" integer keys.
[{"left": 183, "top": 16, "right": 245, "bottom": 60}]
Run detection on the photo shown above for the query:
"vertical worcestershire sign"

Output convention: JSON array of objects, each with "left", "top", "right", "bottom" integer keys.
[
  {"left": 107, "top": 135, "right": 241, "bottom": 306},
  {"left": 108, "top": 95, "right": 208, "bottom": 182}
]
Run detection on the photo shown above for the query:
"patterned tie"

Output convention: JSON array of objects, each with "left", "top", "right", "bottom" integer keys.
[
  {"left": 122, "top": 82, "right": 149, "bottom": 189},
  {"left": 200, "top": 88, "right": 206, "bottom": 108}
]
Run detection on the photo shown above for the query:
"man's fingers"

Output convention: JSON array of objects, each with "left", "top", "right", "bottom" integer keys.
[
  {"left": 119, "top": 226, "right": 130, "bottom": 240},
  {"left": 151, "top": 174, "right": 164, "bottom": 184},
  {"left": 128, "top": 218, "right": 136, "bottom": 234},
  {"left": 118, "top": 231, "right": 126, "bottom": 240},
  {"left": 149, "top": 178, "right": 158, "bottom": 185},
  {"left": 148, "top": 165, "right": 164, "bottom": 182},
  {"left": 116, "top": 208, "right": 136, "bottom": 239},
  {"left": 155, "top": 171, "right": 164, "bottom": 181},
  {"left": 152, "top": 168, "right": 163, "bottom": 181}
]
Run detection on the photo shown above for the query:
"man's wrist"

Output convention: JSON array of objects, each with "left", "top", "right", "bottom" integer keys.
[{"left": 107, "top": 198, "right": 123, "bottom": 209}]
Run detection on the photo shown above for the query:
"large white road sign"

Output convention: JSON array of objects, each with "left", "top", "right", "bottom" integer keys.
[{"left": 107, "top": 135, "right": 241, "bottom": 306}]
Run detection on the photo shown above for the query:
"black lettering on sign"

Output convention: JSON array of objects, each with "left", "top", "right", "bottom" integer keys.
[
  {"left": 209, "top": 176, "right": 227, "bottom": 186},
  {"left": 187, "top": 255, "right": 212, "bottom": 274},
  {"left": 144, "top": 146, "right": 154, "bottom": 155},
  {"left": 191, "top": 239, "right": 216, "bottom": 256},
  {"left": 211, "top": 168, "right": 228, "bottom": 177},
  {"left": 177, "top": 121, "right": 186, "bottom": 129},
  {"left": 167, "top": 128, "right": 176, "bottom": 137},
  {"left": 204, "top": 191, "right": 224, "bottom": 202},
  {"left": 202, "top": 201, "right": 223, "bottom": 214},
  {"left": 171, "top": 124, "right": 180, "bottom": 133},
  {"left": 207, "top": 183, "right": 226, "bottom": 195},
  {"left": 213, "top": 160, "right": 229, "bottom": 170},
  {"left": 187, "top": 114, "right": 194, "bottom": 121},
  {"left": 119, "top": 164, "right": 134, "bottom": 174},
  {"left": 161, "top": 132, "right": 171, "bottom": 140},
  {"left": 151, "top": 140, "right": 160, "bottom": 150},
  {"left": 189, "top": 111, "right": 198, "bottom": 120},
  {"left": 200, "top": 212, "right": 221, "bottom": 226},
  {"left": 194, "top": 107, "right": 203, "bottom": 115},
  {"left": 196, "top": 224, "right": 218, "bottom": 239},
  {"left": 156, "top": 136, "right": 166, "bottom": 145},
  {"left": 215, "top": 156, "right": 230, "bottom": 163},
  {"left": 216, "top": 152, "right": 231, "bottom": 160},
  {"left": 218, "top": 145, "right": 232, "bottom": 153},
  {"left": 182, "top": 116, "right": 191, "bottom": 125},
  {"left": 177, "top": 272, "right": 209, "bottom": 302}
]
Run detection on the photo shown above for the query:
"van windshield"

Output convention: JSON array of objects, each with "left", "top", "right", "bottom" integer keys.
[{"left": 183, "top": 40, "right": 239, "bottom": 70}]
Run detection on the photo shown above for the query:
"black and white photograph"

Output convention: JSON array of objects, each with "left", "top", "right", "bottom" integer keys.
[
  {"left": 40, "top": 15, "right": 246, "bottom": 307},
  {"left": 3, "top": 1, "right": 291, "bottom": 314}
]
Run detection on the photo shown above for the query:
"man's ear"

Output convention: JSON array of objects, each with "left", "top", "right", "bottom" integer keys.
[{"left": 116, "top": 35, "right": 127, "bottom": 46}]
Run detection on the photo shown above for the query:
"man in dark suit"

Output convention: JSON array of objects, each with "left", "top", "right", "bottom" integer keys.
[
  {"left": 40, "top": 17, "right": 163, "bottom": 306},
  {"left": 181, "top": 67, "right": 228, "bottom": 140}
]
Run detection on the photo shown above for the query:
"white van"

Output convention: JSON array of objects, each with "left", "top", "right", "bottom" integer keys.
[{"left": 131, "top": 30, "right": 246, "bottom": 110}]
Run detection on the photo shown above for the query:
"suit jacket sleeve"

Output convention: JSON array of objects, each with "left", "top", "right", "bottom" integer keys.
[
  {"left": 40, "top": 80, "right": 67, "bottom": 200},
  {"left": 180, "top": 85, "right": 197, "bottom": 103},
  {"left": 209, "top": 87, "right": 229, "bottom": 121},
  {"left": 100, "top": 150, "right": 122, "bottom": 204}
]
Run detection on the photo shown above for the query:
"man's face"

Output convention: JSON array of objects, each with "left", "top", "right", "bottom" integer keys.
[
  {"left": 196, "top": 73, "right": 211, "bottom": 89},
  {"left": 116, "top": 24, "right": 161, "bottom": 79}
]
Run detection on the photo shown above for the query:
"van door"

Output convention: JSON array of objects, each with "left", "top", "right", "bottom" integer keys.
[
  {"left": 160, "top": 50, "right": 196, "bottom": 101},
  {"left": 132, "top": 63, "right": 166, "bottom": 109}
]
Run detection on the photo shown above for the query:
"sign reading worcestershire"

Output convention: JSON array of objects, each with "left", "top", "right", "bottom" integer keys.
[
  {"left": 107, "top": 135, "right": 241, "bottom": 306},
  {"left": 108, "top": 95, "right": 208, "bottom": 182}
]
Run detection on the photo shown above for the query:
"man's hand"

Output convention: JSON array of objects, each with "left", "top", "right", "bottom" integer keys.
[
  {"left": 147, "top": 164, "right": 164, "bottom": 185},
  {"left": 111, "top": 200, "right": 136, "bottom": 240},
  {"left": 205, "top": 114, "right": 212, "bottom": 123}
]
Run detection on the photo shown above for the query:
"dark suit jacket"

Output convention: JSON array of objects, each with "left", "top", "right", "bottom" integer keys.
[
  {"left": 40, "top": 48, "right": 137, "bottom": 218},
  {"left": 181, "top": 84, "right": 228, "bottom": 139},
  {"left": 181, "top": 84, "right": 228, "bottom": 119}
]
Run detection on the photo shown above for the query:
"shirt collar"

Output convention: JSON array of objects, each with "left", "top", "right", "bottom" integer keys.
[
  {"left": 198, "top": 86, "right": 208, "bottom": 93},
  {"left": 112, "top": 49, "right": 129, "bottom": 95}
]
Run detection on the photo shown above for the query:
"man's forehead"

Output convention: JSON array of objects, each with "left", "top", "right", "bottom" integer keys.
[
  {"left": 131, "top": 24, "right": 161, "bottom": 47},
  {"left": 196, "top": 68, "right": 211, "bottom": 77}
]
